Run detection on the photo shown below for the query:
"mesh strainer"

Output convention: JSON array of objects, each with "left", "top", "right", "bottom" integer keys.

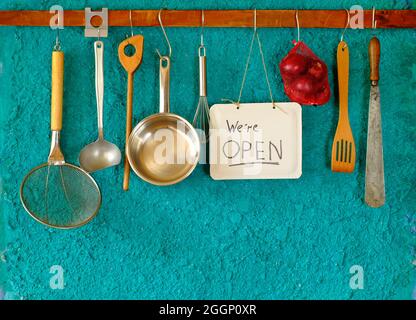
[{"left": 20, "top": 48, "right": 101, "bottom": 229}]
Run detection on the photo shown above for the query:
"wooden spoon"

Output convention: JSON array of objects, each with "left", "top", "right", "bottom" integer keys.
[{"left": 118, "top": 35, "right": 144, "bottom": 190}]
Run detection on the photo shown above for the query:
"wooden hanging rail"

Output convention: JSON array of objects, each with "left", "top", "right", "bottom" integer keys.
[{"left": 0, "top": 9, "right": 415, "bottom": 28}]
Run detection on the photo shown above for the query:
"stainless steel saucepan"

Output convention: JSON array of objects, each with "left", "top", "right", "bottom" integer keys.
[{"left": 126, "top": 56, "right": 200, "bottom": 185}]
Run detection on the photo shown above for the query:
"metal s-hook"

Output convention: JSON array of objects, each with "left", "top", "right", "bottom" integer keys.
[
  {"left": 54, "top": 28, "right": 61, "bottom": 51},
  {"left": 198, "top": 10, "right": 206, "bottom": 57},
  {"left": 200, "top": 10, "right": 205, "bottom": 47},
  {"left": 372, "top": 6, "right": 377, "bottom": 29},
  {"left": 156, "top": 8, "right": 172, "bottom": 59},
  {"left": 340, "top": 9, "right": 350, "bottom": 43},
  {"left": 129, "top": 10, "right": 134, "bottom": 37},
  {"left": 53, "top": 10, "right": 62, "bottom": 51},
  {"left": 295, "top": 10, "right": 300, "bottom": 43}
]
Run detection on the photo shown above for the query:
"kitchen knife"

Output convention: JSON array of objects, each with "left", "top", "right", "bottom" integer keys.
[{"left": 365, "top": 36, "right": 385, "bottom": 208}]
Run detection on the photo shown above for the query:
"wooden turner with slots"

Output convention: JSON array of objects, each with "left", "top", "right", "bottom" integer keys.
[{"left": 331, "top": 41, "right": 356, "bottom": 172}]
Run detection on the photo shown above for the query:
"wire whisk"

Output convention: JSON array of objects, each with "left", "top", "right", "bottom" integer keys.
[{"left": 192, "top": 10, "right": 210, "bottom": 164}]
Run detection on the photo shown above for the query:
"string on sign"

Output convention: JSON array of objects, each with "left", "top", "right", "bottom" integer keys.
[{"left": 222, "top": 9, "right": 285, "bottom": 113}]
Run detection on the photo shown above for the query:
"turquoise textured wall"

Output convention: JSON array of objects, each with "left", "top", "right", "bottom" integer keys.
[{"left": 0, "top": 0, "right": 415, "bottom": 300}]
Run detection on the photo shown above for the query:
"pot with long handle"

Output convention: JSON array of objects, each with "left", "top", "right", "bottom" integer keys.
[{"left": 126, "top": 56, "right": 200, "bottom": 185}]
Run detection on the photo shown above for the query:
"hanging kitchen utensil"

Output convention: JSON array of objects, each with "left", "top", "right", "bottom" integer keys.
[
  {"left": 331, "top": 11, "right": 356, "bottom": 172},
  {"left": 79, "top": 40, "right": 121, "bottom": 172},
  {"left": 126, "top": 9, "right": 200, "bottom": 186},
  {"left": 210, "top": 9, "right": 302, "bottom": 180},
  {"left": 279, "top": 10, "right": 330, "bottom": 106},
  {"left": 118, "top": 11, "right": 144, "bottom": 191},
  {"left": 192, "top": 10, "right": 210, "bottom": 164},
  {"left": 365, "top": 8, "right": 385, "bottom": 208},
  {"left": 20, "top": 41, "right": 101, "bottom": 229}
]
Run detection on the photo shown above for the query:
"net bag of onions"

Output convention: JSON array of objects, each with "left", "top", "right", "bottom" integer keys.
[{"left": 279, "top": 41, "right": 330, "bottom": 106}]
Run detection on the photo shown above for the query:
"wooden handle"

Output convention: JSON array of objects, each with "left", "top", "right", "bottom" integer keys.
[
  {"left": 51, "top": 50, "right": 64, "bottom": 131},
  {"left": 369, "top": 37, "right": 380, "bottom": 82},
  {"left": 1, "top": 10, "right": 416, "bottom": 28},
  {"left": 123, "top": 73, "right": 134, "bottom": 191},
  {"left": 337, "top": 41, "right": 349, "bottom": 120}
]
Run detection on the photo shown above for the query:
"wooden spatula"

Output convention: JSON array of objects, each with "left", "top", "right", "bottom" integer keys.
[
  {"left": 331, "top": 41, "right": 356, "bottom": 173},
  {"left": 118, "top": 35, "right": 144, "bottom": 190}
]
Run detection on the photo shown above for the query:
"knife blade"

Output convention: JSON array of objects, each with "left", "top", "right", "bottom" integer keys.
[{"left": 365, "top": 37, "right": 385, "bottom": 208}]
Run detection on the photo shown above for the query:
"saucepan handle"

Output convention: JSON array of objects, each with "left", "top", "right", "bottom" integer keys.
[{"left": 159, "top": 56, "right": 170, "bottom": 114}]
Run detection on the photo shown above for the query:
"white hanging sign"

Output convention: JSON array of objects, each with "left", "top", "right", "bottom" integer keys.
[{"left": 209, "top": 102, "right": 302, "bottom": 180}]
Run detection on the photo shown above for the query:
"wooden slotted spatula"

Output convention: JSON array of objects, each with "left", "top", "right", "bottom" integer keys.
[
  {"left": 331, "top": 41, "right": 356, "bottom": 172},
  {"left": 118, "top": 35, "right": 144, "bottom": 191}
]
